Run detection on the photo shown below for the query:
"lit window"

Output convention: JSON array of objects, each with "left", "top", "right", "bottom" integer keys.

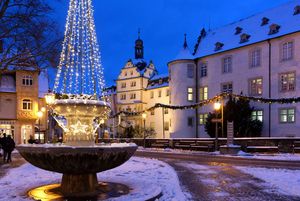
[
  {"left": 249, "top": 78, "right": 263, "bottom": 96},
  {"left": 199, "top": 86, "right": 208, "bottom": 101},
  {"left": 150, "top": 91, "right": 154, "bottom": 99},
  {"left": 280, "top": 108, "right": 295, "bottom": 123},
  {"left": 22, "top": 75, "right": 33, "bottom": 86},
  {"left": 280, "top": 72, "right": 295, "bottom": 92},
  {"left": 187, "top": 117, "right": 194, "bottom": 127},
  {"left": 223, "top": 56, "right": 232, "bottom": 73},
  {"left": 187, "top": 64, "right": 194, "bottom": 78},
  {"left": 22, "top": 99, "right": 32, "bottom": 110},
  {"left": 250, "top": 49, "right": 261, "bottom": 68},
  {"left": 199, "top": 114, "right": 208, "bottom": 125},
  {"left": 252, "top": 110, "right": 263, "bottom": 122},
  {"left": 187, "top": 87, "right": 193, "bottom": 101},
  {"left": 282, "top": 41, "right": 293, "bottom": 61},
  {"left": 200, "top": 62, "right": 207, "bottom": 77},
  {"left": 221, "top": 83, "right": 233, "bottom": 93}
]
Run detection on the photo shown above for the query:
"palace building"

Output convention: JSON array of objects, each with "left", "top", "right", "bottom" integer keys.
[{"left": 108, "top": 0, "right": 300, "bottom": 138}]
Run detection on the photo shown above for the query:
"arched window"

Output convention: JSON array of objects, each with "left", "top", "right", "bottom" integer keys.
[{"left": 22, "top": 99, "right": 32, "bottom": 110}]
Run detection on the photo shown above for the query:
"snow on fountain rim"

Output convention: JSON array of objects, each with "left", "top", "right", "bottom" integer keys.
[
  {"left": 18, "top": 142, "right": 137, "bottom": 149},
  {"left": 54, "top": 98, "right": 111, "bottom": 107}
]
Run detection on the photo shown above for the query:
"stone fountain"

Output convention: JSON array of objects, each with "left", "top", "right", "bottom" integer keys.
[{"left": 16, "top": 0, "right": 137, "bottom": 199}]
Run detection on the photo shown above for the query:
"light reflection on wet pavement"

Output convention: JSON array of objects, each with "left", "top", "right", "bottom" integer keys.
[{"left": 163, "top": 159, "right": 299, "bottom": 201}]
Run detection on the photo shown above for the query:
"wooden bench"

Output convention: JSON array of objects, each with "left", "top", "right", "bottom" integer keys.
[
  {"left": 190, "top": 141, "right": 215, "bottom": 152},
  {"left": 151, "top": 140, "right": 170, "bottom": 149},
  {"left": 293, "top": 141, "right": 300, "bottom": 153},
  {"left": 173, "top": 140, "right": 195, "bottom": 150}
]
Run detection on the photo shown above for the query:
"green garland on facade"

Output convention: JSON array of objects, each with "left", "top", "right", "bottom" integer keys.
[{"left": 110, "top": 93, "right": 300, "bottom": 118}]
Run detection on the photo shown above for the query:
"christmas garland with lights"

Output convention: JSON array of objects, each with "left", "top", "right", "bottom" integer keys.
[{"left": 110, "top": 92, "right": 300, "bottom": 118}]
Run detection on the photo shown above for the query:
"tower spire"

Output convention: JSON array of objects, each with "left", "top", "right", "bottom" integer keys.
[
  {"left": 183, "top": 33, "right": 188, "bottom": 49},
  {"left": 138, "top": 28, "right": 141, "bottom": 39},
  {"left": 135, "top": 29, "right": 144, "bottom": 59}
]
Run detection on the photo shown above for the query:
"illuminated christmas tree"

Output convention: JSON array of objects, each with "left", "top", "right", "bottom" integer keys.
[{"left": 53, "top": 0, "right": 105, "bottom": 97}]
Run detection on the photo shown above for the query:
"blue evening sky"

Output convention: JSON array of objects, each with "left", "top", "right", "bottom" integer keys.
[{"left": 49, "top": 0, "right": 290, "bottom": 87}]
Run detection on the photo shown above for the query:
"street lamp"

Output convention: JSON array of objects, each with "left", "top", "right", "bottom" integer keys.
[
  {"left": 45, "top": 93, "right": 55, "bottom": 143},
  {"left": 214, "top": 101, "right": 222, "bottom": 151},
  {"left": 45, "top": 93, "right": 55, "bottom": 105},
  {"left": 37, "top": 111, "right": 43, "bottom": 143},
  {"left": 142, "top": 112, "right": 147, "bottom": 148},
  {"left": 41, "top": 107, "right": 46, "bottom": 112}
]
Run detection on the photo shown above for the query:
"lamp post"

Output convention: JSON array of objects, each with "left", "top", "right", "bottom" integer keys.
[
  {"left": 214, "top": 101, "right": 222, "bottom": 151},
  {"left": 45, "top": 93, "right": 55, "bottom": 142},
  {"left": 142, "top": 112, "right": 147, "bottom": 148},
  {"left": 37, "top": 111, "right": 43, "bottom": 143}
]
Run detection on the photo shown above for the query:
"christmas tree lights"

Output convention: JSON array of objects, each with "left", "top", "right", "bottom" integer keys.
[{"left": 53, "top": 0, "right": 106, "bottom": 97}]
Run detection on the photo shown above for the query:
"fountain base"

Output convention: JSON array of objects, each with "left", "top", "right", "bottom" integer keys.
[
  {"left": 28, "top": 182, "right": 130, "bottom": 201},
  {"left": 61, "top": 173, "right": 98, "bottom": 196}
]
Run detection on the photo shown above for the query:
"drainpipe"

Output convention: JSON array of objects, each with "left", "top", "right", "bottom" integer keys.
[
  {"left": 195, "top": 59, "right": 199, "bottom": 138},
  {"left": 267, "top": 39, "right": 271, "bottom": 138}
]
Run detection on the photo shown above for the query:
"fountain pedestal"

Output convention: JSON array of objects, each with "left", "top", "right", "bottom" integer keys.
[{"left": 61, "top": 173, "right": 98, "bottom": 196}]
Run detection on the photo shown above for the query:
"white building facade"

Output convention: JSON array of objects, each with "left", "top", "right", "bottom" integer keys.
[{"left": 109, "top": 1, "right": 300, "bottom": 138}]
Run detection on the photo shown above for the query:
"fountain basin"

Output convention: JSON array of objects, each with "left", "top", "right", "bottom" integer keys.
[{"left": 17, "top": 143, "right": 137, "bottom": 197}]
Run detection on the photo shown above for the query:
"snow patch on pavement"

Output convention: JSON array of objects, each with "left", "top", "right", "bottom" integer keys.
[{"left": 236, "top": 166, "right": 300, "bottom": 197}]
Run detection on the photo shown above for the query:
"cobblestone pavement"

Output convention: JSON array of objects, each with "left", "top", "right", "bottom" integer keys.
[
  {"left": 135, "top": 151, "right": 300, "bottom": 201},
  {"left": 162, "top": 159, "right": 300, "bottom": 201}
]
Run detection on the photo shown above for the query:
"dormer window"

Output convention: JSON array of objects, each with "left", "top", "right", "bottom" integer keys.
[
  {"left": 261, "top": 17, "right": 269, "bottom": 26},
  {"left": 269, "top": 24, "right": 280, "bottom": 35},
  {"left": 294, "top": 5, "right": 300, "bottom": 15},
  {"left": 235, "top": 27, "right": 242, "bottom": 35},
  {"left": 240, "top": 33, "right": 251, "bottom": 43},
  {"left": 215, "top": 42, "right": 224, "bottom": 51}
]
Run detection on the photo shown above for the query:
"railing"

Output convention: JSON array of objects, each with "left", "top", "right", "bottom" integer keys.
[{"left": 98, "top": 137, "right": 300, "bottom": 153}]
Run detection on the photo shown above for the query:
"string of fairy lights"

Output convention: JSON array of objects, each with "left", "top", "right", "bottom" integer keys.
[
  {"left": 110, "top": 92, "right": 300, "bottom": 118},
  {"left": 53, "top": 0, "right": 106, "bottom": 98}
]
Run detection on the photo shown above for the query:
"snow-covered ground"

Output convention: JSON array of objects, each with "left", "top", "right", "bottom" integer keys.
[
  {"left": 237, "top": 166, "right": 300, "bottom": 197},
  {"left": 0, "top": 157, "right": 190, "bottom": 201}
]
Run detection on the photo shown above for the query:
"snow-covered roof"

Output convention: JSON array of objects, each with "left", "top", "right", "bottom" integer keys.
[
  {"left": 194, "top": 0, "right": 300, "bottom": 58},
  {"left": 147, "top": 74, "right": 169, "bottom": 90},
  {"left": 172, "top": 46, "right": 194, "bottom": 62},
  {"left": 38, "top": 69, "right": 49, "bottom": 98},
  {"left": 150, "top": 73, "right": 169, "bottom": 81},
  {"left": 146, "top": 82, "right": 169, "bottom": 90}
]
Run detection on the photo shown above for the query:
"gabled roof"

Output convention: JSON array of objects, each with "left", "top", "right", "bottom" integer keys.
[{"left": 194, "top": 0, "right": 300, "bottom": 58}]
